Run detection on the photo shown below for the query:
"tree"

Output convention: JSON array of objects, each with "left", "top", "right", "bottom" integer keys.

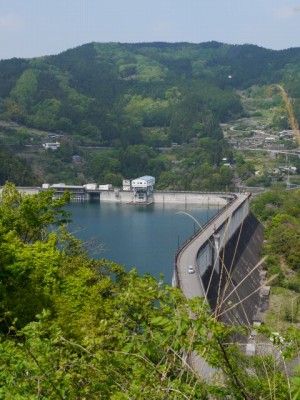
[
  {"left": 0, "top": 183, "right": 299, "bottom": 399},
  {"left": 237, "top": 161, "right": 256, "bottom": 181},
  {"left": 0, "top": 145, "right": 36, "bottom": 186},
  {"left": 0, "top": 182, "right": 71, "bottom": 243},
  {"left": 0, "top": 183, "right": 71, "bottom": 330},
  {"left": 89, "top": 152, "right": 121, "bottom": 181}
]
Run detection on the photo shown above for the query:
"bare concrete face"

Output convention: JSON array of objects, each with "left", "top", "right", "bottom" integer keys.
[
  {"left": 100, "top": 190, "right": 229, "bottom": 206},
  {"left": 205, "top": 213, "right": 264, "bottom": 326},
  {"left": 174, "top": 194, "right": 265, "bottom": 328}
]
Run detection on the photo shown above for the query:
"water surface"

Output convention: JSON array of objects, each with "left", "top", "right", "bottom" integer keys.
[{"left": 67, "top": 201, "right": 218, "bottom": 283}]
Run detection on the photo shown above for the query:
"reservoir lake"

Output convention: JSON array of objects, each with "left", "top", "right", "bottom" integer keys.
[{"left": 67, "top": 201, "right": 218, "bottom": 284}]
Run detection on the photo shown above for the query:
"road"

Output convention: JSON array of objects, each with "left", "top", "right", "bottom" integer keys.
[
  {"left": 175, "top": 193, "right": 250, "bottom": 378},
  {"left": 176, "top": 193, "right": 249, "bottom": 300},
  {"left": 237, "top": 146, "right": 300, "bottom": 157}
]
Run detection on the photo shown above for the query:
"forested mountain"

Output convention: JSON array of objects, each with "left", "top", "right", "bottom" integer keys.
[{"left": 1, "top": 41, "right": 300, "bottom": 186}]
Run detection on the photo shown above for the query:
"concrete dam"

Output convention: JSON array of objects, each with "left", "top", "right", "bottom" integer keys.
[
  {"left": 174, "top": 193, "right": 265, "bottom": 326},
  {"left": 2, "top": 185, "right": 265, "bottom": 326},
  {"left": 99, "top": 189, "right": 229, "bottom": 206}
]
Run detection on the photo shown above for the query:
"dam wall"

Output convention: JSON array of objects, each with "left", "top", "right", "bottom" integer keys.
[
  {"left": 2, "top": 186, "right": 229, "bottom": 207},
  {"left": 174, "top": 193, "right": 265, "bottom": 326},
  {"left": 100, "top": 189, "right": 229, "bottom": 206},
  {"left": 202, "top": 212, "right": 264, "bottom": 325},
  {"left": 153, "top": 191, "right": 228, "bottom": 205},
  {"left": 99, "top": 189, "right": 133, "bottom": 203},
  {"left": 197, "top": 197, "right": 250, "bottom": 277}
]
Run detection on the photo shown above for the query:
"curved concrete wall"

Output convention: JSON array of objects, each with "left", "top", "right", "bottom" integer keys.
[
  {"left": 174, "top": 194, "right": 264, "bottom": 326},
  {"left": 200, "top": 212, "right": 264, "bottom": 325},
  {"left": 153, "top": 191, "right": 228, "bottom": 206},
  {"left": 196, "top": 198, "right": 250, "bottom": 278}
]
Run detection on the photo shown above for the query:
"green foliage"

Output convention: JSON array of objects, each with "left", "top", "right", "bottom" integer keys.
[
  {"left": 119, "top": 145, "right": 157, "bottom": 176},
  {"left": 291, "top": 365, "right": 300, "bottom": 399},
  {"left": 236, "top": 160, "right": 256, "bottom": 181},
  {"left": 251, "top": 189, "right": 286, "bottom": 221},
  {"left": 252, "top": 189, "right": 300, "bottom": 287},
  {"left": 267, "top": 213, "right": 300, "bottom": 270},
  {"left": 0, "top": 183, "right": 71, "bottom": 242},
  {"left": 245, "top": 173, "right": 272, "bottom": 188},
  {"left": 123, "top": 94, "right": 170, "bottom": 127},
  {"left": 0, "top": 58, "right": 29, "bottom": 97},
  {"left": 10, "top": 69, "right": 38, "bottom": 109},
  {"left": 154, "top": 138, "right": 234, "bottom": 191},
  {"left": 88, "top": 151, "right": 121, "bottom": 179},
  {"left": 0, "top": 42, "right": 245, "bottom": 146},
  {"left": 0, "top": 183, "right": 71, "bottom": 330},
  {"left": 3, "top": 42, "right": 300, "bottom": 187},
  {"left": 0, "top": 143, "right": 36, "bottom": 185},
  {"left": 0, "top": 183, "right": 298, "bottom": 398}
]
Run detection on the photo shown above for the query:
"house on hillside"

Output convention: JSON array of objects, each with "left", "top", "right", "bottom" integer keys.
[{"left": 42, "top": 142, "right": 60, "bottom": 150}]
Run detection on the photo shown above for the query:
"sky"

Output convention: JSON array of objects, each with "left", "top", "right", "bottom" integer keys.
[{"left": 1, "top": 0, "right": 300, "bottom": 60}]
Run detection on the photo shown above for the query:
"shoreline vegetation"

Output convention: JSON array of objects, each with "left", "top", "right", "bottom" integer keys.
[{"left": 0, "top": 183, "right": 299, "bottom": 398}]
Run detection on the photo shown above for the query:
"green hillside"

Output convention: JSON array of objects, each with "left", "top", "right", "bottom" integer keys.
[{"left": 0, "top": 41, "right": 300, "bottom": 186}]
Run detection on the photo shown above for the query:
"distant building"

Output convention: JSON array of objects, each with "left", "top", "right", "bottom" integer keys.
[
  {"left": 264, "top": 137, "right": 277, "bottom": 143},
  {"left": 278, "top": 166, "right": 297, "bottom": 174},
  {"left": 279, "top": 130, "right": 295, "bottom": 139},
  {"left": 42, "top": 142, "right": 60, "bottom": 150},
  {"left": 131, "top": 175, "right": 155, "bottom": 203},
  {"left": 72, "top": 155, "right": 82, "bottom": 163},
  {"left": 42, "top": 183, "right": 86, "bottom": 200},
  {"left": 131, "top": 176, "right": 155, "bottom": 190},
  {"left": 99, "top": 184, "right": 113, "bottom": 191},
  {"left": 122, "top": 179, "right": 131, "bottom": 191},
  {"left": 83, "top": 183, "right": 97, "bottom": 190}
]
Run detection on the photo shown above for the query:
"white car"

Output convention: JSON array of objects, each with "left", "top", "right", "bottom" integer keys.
[{"left": 188, "top": 265, "right": 195, "bottom": 274}]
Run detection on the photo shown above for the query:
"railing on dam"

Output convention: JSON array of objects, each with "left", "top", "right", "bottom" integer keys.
[
  {"left": 173, "top": 192, "right": 250, "bottom": 291},
  {"left": 154, "top": 189, "right": 236, "bottom": 196}
]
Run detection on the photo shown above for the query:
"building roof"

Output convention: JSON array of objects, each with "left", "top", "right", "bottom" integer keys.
[
  {"left": 134, "top": 175, "right": 155, "bottom": 182},
  {"left": 131, "top": 176, "right": 155, "bottom": 189}
]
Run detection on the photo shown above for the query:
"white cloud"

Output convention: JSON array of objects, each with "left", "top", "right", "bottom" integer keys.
[{"left": 0, "top": 14, "right": 23, "bottom": 31}]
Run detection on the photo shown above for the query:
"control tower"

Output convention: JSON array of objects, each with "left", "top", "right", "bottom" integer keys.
[{"left": 131, "top": 176, "right": 155, "bottom": 204}]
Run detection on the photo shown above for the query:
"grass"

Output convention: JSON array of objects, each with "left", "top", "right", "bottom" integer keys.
[{"left": 263, "top": 286, "right": 300, "bottom": 331}]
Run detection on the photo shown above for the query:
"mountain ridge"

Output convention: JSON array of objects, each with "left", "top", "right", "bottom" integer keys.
[{"left": 0, "top": 41, "right": 300, "bottom": 186}]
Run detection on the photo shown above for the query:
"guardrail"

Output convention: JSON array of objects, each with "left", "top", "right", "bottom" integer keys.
[{"left": 154, "top": 189, "right": 236, "bottom": 197}]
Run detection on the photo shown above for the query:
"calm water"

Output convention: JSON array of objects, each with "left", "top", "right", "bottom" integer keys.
[{"left": 67, "top": 201, "right": 218, "bottom": 283}]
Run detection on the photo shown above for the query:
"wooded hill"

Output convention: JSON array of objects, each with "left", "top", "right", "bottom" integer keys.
[{"left": 1, "top": 41, "right": 300, "bottom": 186}]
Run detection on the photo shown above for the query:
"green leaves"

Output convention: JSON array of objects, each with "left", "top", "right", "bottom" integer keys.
[
  {"left": 252, "top": 189, "right": 300, "bottom": 273},
  {"left": 0, "top": 182, "right": 299, "bottom": 398},
  {"left": 291, "top": 369, "right": 300, "bottom": 400},
  {"left": 0, "top": 183, "right": 71, "bottom": 243}
]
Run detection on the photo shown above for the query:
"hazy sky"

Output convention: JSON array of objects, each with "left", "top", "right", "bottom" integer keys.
[{"left": 1, "top": 0, "right": 300, "bottom": 60}]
